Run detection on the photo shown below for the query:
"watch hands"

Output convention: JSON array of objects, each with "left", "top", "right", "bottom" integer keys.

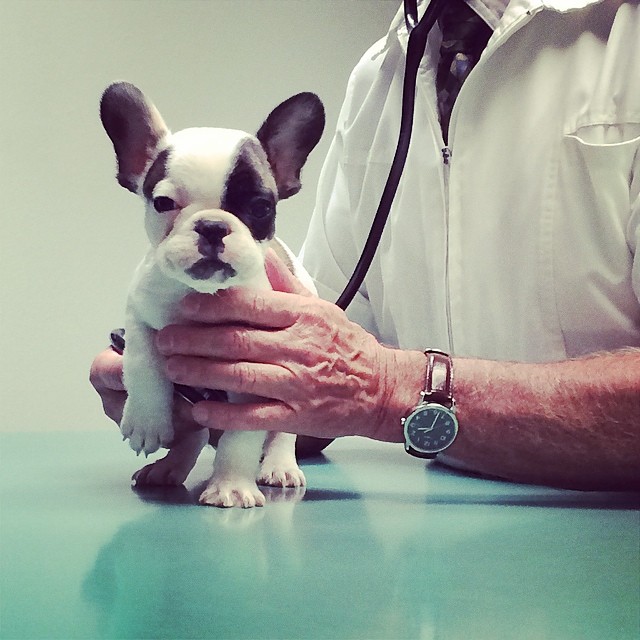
[{"left": 416, "top": 416, "right": 439, "bottom": 433}]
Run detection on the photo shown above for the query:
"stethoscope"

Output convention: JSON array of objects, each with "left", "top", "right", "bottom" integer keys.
[{"left": 335, "top": 0, "right": 446, "bottom": 310}]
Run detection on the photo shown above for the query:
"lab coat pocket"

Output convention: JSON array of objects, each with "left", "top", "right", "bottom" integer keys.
[
  {"left": 562, "top": 124, "right": 640, "bottom": 235},
  {"left": 551, "top": 125, "right": 640, "bottom": 356}
]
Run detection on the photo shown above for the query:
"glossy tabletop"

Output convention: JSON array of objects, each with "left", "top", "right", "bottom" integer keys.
[{"left": 1, "top": 431, "right": 639, "bottom": 640}]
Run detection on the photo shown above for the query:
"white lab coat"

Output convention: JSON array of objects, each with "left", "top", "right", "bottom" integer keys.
[{"left": 300, "top": 0, "right": 640, "bottom": 362}]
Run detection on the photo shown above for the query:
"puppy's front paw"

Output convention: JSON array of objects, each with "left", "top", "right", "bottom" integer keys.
[
  {"left": 257, "top": 461, "right": 306, "bottom": 489},
  {"left": 121, "top": 415, "right": 173, "bottom": 456},
  {"left": 199, "top": 478, "right": 266, "bottom": 508}
]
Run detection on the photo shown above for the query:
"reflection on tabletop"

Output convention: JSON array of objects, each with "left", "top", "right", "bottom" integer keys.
[{"left": 1, "top": 431, "right": 638, "bottom": 640}]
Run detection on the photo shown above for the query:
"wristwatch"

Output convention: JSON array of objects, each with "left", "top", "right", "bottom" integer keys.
[{"left": 402, "top": 349, "right": 458, "bottom": 458}]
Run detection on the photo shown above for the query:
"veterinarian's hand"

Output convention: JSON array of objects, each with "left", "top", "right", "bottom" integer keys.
[
  {"left": 89, "top": 348, "right": 128, "bottom": 424},
  {"left": 156, "top": 251, "right": 425, "bottom": 442}
]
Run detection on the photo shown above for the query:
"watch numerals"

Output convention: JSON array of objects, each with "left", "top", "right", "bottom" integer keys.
[{"left": 405, "top": 403, "right": 458, "bottom": 455}]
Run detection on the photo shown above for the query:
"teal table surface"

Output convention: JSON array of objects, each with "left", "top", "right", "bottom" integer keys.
[{"left": 1, "top": 431, "right": 639, "bottom": 640}]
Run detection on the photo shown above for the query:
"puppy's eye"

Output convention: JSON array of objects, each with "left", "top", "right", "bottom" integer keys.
[
  {"left": 249, "top": 197, "right": 274, "bottom": 219},
  {"left": 153, "top": 196, "right": 177, "bottom": 213}
]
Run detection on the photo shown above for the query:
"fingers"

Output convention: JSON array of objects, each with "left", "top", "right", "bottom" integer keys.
[
  {"left": 191, "top": 399, "right": 295, "bottom": 432},
  {"left": 179, "top": 287, "right": 299, "bottom": 328},
  {"left": 165, "top": 356, "right": 290, "bottom": 399},
  {"left": 156, "top": 323, "right": 292, "bottom": 361},
  {"left": 99, "top": 389, "right": 127, "bottom": 425}
]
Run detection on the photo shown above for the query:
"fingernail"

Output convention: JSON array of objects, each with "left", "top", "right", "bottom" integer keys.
[{"left": 155, "top": 332, "right": 173, "bottom": 352}]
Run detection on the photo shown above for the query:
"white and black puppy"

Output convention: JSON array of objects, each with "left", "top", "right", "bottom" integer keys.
[{"left": 100, "top": 82, "right": 324, "bottom": 507}]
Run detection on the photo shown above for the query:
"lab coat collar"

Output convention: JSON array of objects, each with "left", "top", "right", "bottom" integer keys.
[{"left": 387, "top": 0, "right": 611, "bottom": 54}]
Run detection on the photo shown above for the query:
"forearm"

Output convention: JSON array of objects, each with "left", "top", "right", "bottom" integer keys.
[{"left": 382, "top": 348, "right": 640, "bottom": 490}]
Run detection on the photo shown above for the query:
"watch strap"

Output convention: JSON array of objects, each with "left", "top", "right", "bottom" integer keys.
[
  {"left": 403, "top": 349, "right": 457, "bottom": 459},
  {"left": 422, "top": 349, "right": 454, "bottom": 408}
]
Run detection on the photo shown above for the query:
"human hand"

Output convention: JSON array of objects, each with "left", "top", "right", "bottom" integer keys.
[
  {"left": 89, "top": 348, "right": 128, "bottom": 425},
  {"left": 156, "top": 250, "right": 424, "bottom": 443}
]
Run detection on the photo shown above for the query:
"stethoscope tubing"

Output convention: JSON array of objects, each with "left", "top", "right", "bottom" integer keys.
[{"left": 335, "top": 0, "right": 446, "bottom": 310}]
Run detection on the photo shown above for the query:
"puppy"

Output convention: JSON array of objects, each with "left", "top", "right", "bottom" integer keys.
[{"left": 100, "top": 82, "right": 324, "bottom": 507}]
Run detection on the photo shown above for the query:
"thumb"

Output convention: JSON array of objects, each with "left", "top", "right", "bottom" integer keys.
[
  {"left": 264, "top": 248, "right": 313, "bottom": 297},
  {"left": 89, "top": 348, "right": 126, "bottom": 392}
]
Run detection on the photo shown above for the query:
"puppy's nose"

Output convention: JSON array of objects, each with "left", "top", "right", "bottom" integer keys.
[{"left": 194, "top": 220, "right": 231, "bottom": 257}]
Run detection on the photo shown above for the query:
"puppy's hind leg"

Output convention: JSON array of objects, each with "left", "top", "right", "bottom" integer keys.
[{"left": 133, "top": 428, "right": 209, "bottom": 487}]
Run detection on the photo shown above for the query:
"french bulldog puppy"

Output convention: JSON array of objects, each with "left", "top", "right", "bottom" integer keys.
[{"left": 100, "top": 82, "right": 324, "bottom": 507}]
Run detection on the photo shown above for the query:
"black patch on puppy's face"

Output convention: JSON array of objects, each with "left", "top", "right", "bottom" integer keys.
[
  {"left": 221, "top": 144, "right": 277, "bottom": 242},
  {"left": 142, "top": 148, "right": 171, "bottom": 200}
]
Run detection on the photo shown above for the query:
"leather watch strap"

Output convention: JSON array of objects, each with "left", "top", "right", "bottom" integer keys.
[{"left": 423, "top": 349, "right": 454, "bottom": 407}]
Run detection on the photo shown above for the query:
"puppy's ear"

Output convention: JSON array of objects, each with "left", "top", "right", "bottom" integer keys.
[
  {"left": 100, "top": 82, "right": 170, "bottom": 193},
  {"left": 257, "top": 93, "right": 324, "bottom": 200}
]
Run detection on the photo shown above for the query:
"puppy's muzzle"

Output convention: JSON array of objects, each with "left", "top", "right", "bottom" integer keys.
[{"left": 188, "top": 219, "right": 237, "bottom": 280}]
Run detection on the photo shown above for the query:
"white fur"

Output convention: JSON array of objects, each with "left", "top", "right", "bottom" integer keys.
[
  {"left": 123, "top": 202, "right": 308, "bottom": 507},
  {"left": 101, "top": 83, "right": 322, "bottom": 508},
  {"left": 167, "top": 128, "right": 250, "bottom": 207},
  {"left": 121, "top": 148, "right": 305, "bottom": 508}
]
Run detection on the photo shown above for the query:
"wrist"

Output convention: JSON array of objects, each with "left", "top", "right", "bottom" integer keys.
[{"left": 370, "top": 347, "right": 427, "bottom": 443}]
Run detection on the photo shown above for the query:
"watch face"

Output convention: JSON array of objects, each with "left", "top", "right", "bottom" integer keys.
[{"left": 404, "top": 403, "right": 458, "bottom": 455}]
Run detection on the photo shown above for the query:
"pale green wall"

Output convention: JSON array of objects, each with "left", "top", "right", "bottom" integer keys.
[{"left": 0, "top": 0, "right": 400, "bottom": 432}]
